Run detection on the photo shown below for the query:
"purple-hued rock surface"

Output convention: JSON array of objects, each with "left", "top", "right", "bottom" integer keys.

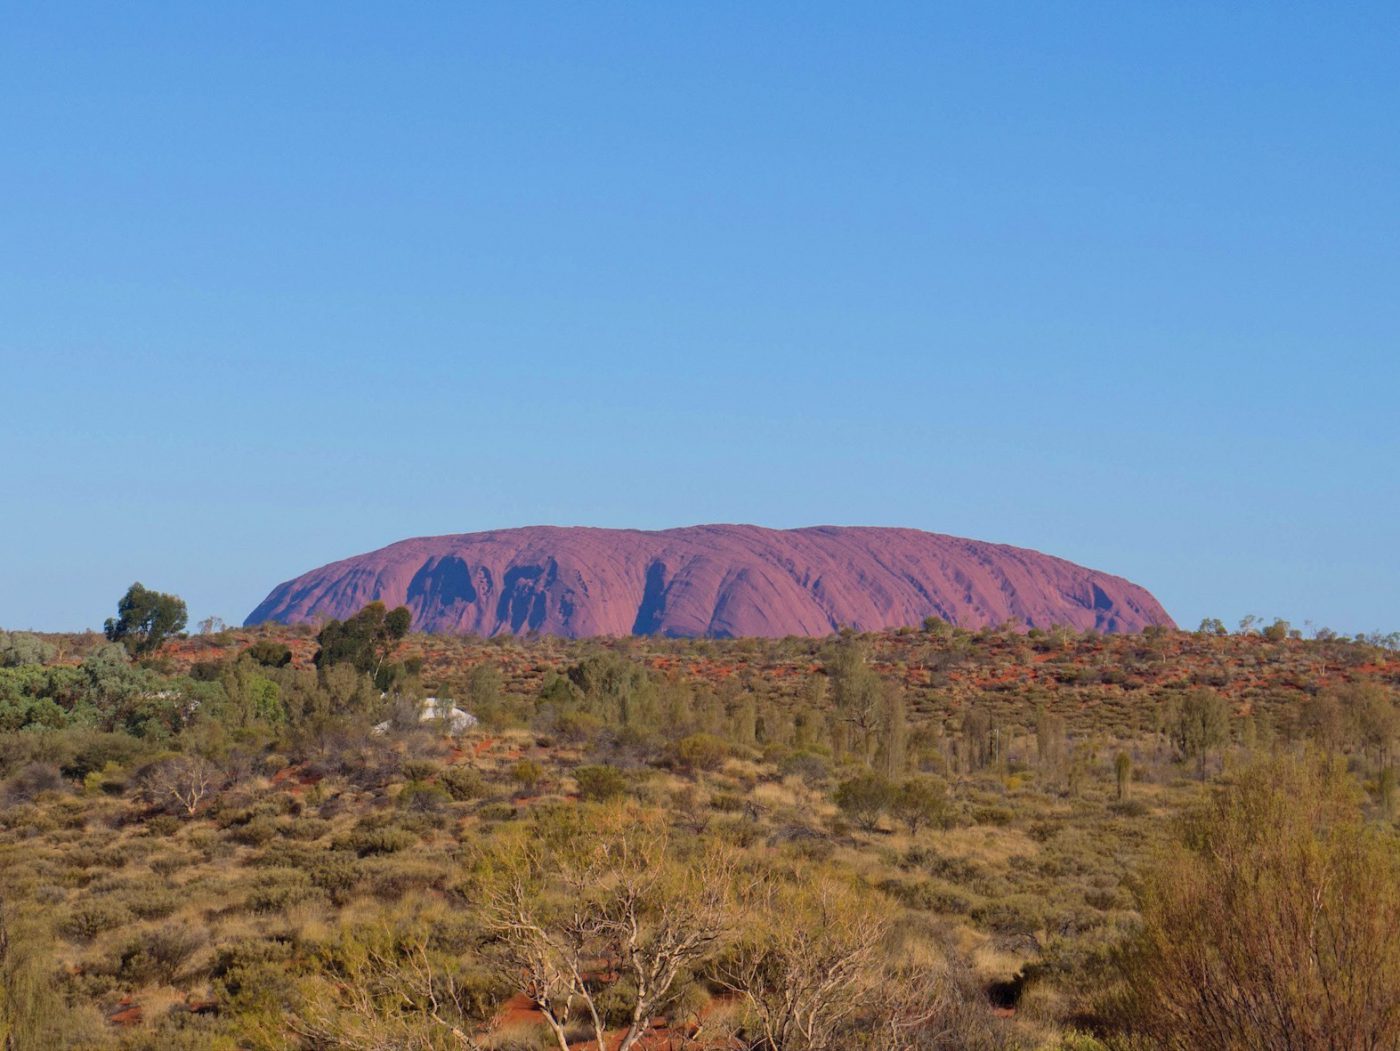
[{"left": 246, "top": 525, "right": 1175, "bottom": 637}]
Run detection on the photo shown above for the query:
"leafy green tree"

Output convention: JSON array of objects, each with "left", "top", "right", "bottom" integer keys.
[
  {"left": 245, "top": 640, "right": 292, "bottom": 668},
  {"left": 314, "top": 601, "right": 412, "bottom": 678},
  {"left": 1172, "top": 689, "right": 1230, "bottom": 780},
  {"left": 463, "top": 661, "right": 504, "bottom": 725},
  {"left": 103, "top": 582, "right": 187, "bottom": 656},
  {"left": 564, "top": 650, "right": 655, "bottom": 729},
  {"left": 891, "top": 775, "right": 948, "bottom": 834},
  {"left": 875, "top": 686, "right": 908, "bottom": 779},
  {"left": 823, "top": 635, "right": 882, "bottom": 761},
  {"left": 834, "top": 771, "right": 894, "bottom": 832},
  {"left": 1114, "top": 750, "right": 1132, "bottom": 800},
  {"left": 0, "top": 632, "right": 54, "bottom": 668},
  {"left": 1351, "top": 683, "right": 1398, "bottom": 781}
]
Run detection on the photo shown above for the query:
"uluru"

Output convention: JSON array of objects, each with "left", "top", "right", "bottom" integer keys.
[{"left": 245, "top": 525, "right": 1175, "bottom": 638}]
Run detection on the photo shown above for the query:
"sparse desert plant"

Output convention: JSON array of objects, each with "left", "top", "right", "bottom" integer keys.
[
  {"left": 2, "top": 763, "right": 65, "bottom": 805},
  {"left": 58, "top": 900, "right": 133, "bottom": 942},
  {"left": 1120, "top": 753, "right": 1400, "bottom": 1049},
  {"left": 572, "top": 763, "right": 628, "bottom": 802},
  {"left": 510, "top": 759, "right": 544, "bottom": 793},
  {"left": 480, "top": 804, "right": 736, "bottom": 1051},
  {"left": 891, "top": 775, "right": 949, "bottom": 834},
  {"left": 714, "top": 871, "right": 960, "bottom": 1051},
  {"left": 672, "top": 732, "right": 729, "bottom": 773},
  {"left": 118, "top": 922, "right": 206, "bottom": 984},
  {"left": 398, "top": 778, "right": 450, "bottom": 814},
  {"left": 1171, "top": 689, "right": 1229, "bottom": 780},
  {"left": 441, "top": 764, "right": 486, "bottom": 801},
  {"left": 834, "top": 771, "right": 894, "bottom": 831},
  {"left": 138, "top": 754, "right": 222, "bottom": 816}
]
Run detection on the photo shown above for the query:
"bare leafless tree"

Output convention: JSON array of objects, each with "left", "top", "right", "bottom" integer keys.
[
  {"left": 714, "top": 876, "right": 882, "bottom": 1051},
  {"left": 139, "top": 755, "right": 221, "bottom": 816},
  {"left": 481, "top": 804, "right": 737, "bottom": 1051}
]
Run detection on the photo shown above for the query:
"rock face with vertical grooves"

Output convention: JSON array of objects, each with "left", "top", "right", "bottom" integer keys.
[{"left": 245, "top": 525, "right": 1175, "bottom": 637}]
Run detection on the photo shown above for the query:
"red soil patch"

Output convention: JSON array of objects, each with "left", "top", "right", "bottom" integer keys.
[{"left": 107, "top": 999, "right": 142, "bottom": 1026}]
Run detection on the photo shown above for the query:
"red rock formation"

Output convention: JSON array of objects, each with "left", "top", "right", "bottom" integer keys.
[{"left": 245, "top": 525, "right": 1174, "bottom": 637}]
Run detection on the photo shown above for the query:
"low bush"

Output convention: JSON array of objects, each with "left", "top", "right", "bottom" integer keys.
[
  {"left": 118, "top": 922, "right": 206, "bottom": 984},
  {"left": 573, "top": 764, "right": 628, "bottom": 802},
  {"left": 441, "top": 765, "right": 486, "bottom": 801},
  {"left": 58, "top": 900, "right": 133, "bottom": 941},
  {"left": 245, "top": 868, "right": 322, "bottom": 914},
  {"left": 398, "top": 779, "right": 451, "bottom": 814}
]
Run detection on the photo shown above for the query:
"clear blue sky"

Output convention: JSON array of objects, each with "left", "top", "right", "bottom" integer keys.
[{"left": 2, "top": 3, "right": 1397, "bottom": 635}]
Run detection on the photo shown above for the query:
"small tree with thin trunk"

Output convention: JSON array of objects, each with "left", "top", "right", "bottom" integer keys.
[
  {"left": 834, "top": 771, "right": 894, "bottom": 832},
  {"left": 891, "top": 775, "right": 948, "bottom": 835},
  {"left": 1172, "top": 689, "right": 1229, "bottom": 780},
  {"left": 1114, "top": 751, "right": 1132, "bottom": 801}
]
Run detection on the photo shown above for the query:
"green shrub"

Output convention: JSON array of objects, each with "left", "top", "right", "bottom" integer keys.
[
  {"left": 145, "top": 814, "right": 181, "bottom": 838},
  {"left": 334, "top": 826, "right": 417, "bottom": 857},
  {"left": 1108, "top": 798, "right": 1149, "bottom": 817},
  {"left": 879, "top": 877, "right": 975, "bottom": 915},
  {"left": 972, "top": 893, "right": 1046, "bottom": 936},
  {"left": 304, "top": 852, "right": 362, "bottom": 903},
  {"left": 212, "top": 937, "right": 294, "bottom": 1014},
  {"left": 709, "top": 791, "right": 745, "bottom": 813},
  {"left": 672, "top": 734, "right": 729, "bottom": 773},
  {"left": 398, "top": 779, "right": 451, "bottom": 814},
  {"left": 400, "top": 759, "right": 440, "bottom": 782},
  {"left": 3, "top": 763, "right": 65, "bottom": 805},
  {"left": 359, "top": 856, "right": 448, "bottom": 901},
  {"left": 58, "top": 900, "right": 132, "bottom": 941},
  {"left": 285, "top": 816, "right": 332, "bottom": 841},
  {"left": 510, "top": 760, "right": 544, "bottom": 791},
  {"left": 246, "top": 640, "right": 292, "bottom": 668},
  {"left": 231, "top": 815, "right": 279, "bottom": 846},
  {"left": 118, "top": 922, "right": 206, "bottom": 984},
  {"left": 258, "top": 843, "right": 362, "bottom": 904},
  {"left": 972, "top": 804, "right": 1015, "bottom": 827},
  {"left": 441, "top": 765, "right": 486, "bottom": 801},
  {"left": 149, "top": 851, "right": 196, "bottom": 877},
  {"left": 573, "top": 764, "right": 628, "bottom": 802},
  {"left": 128, "top": 887, "right": 182, "bottom": 920},
  {"left": 245, "top": 868, "right": 321, "bottom": 913}
]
